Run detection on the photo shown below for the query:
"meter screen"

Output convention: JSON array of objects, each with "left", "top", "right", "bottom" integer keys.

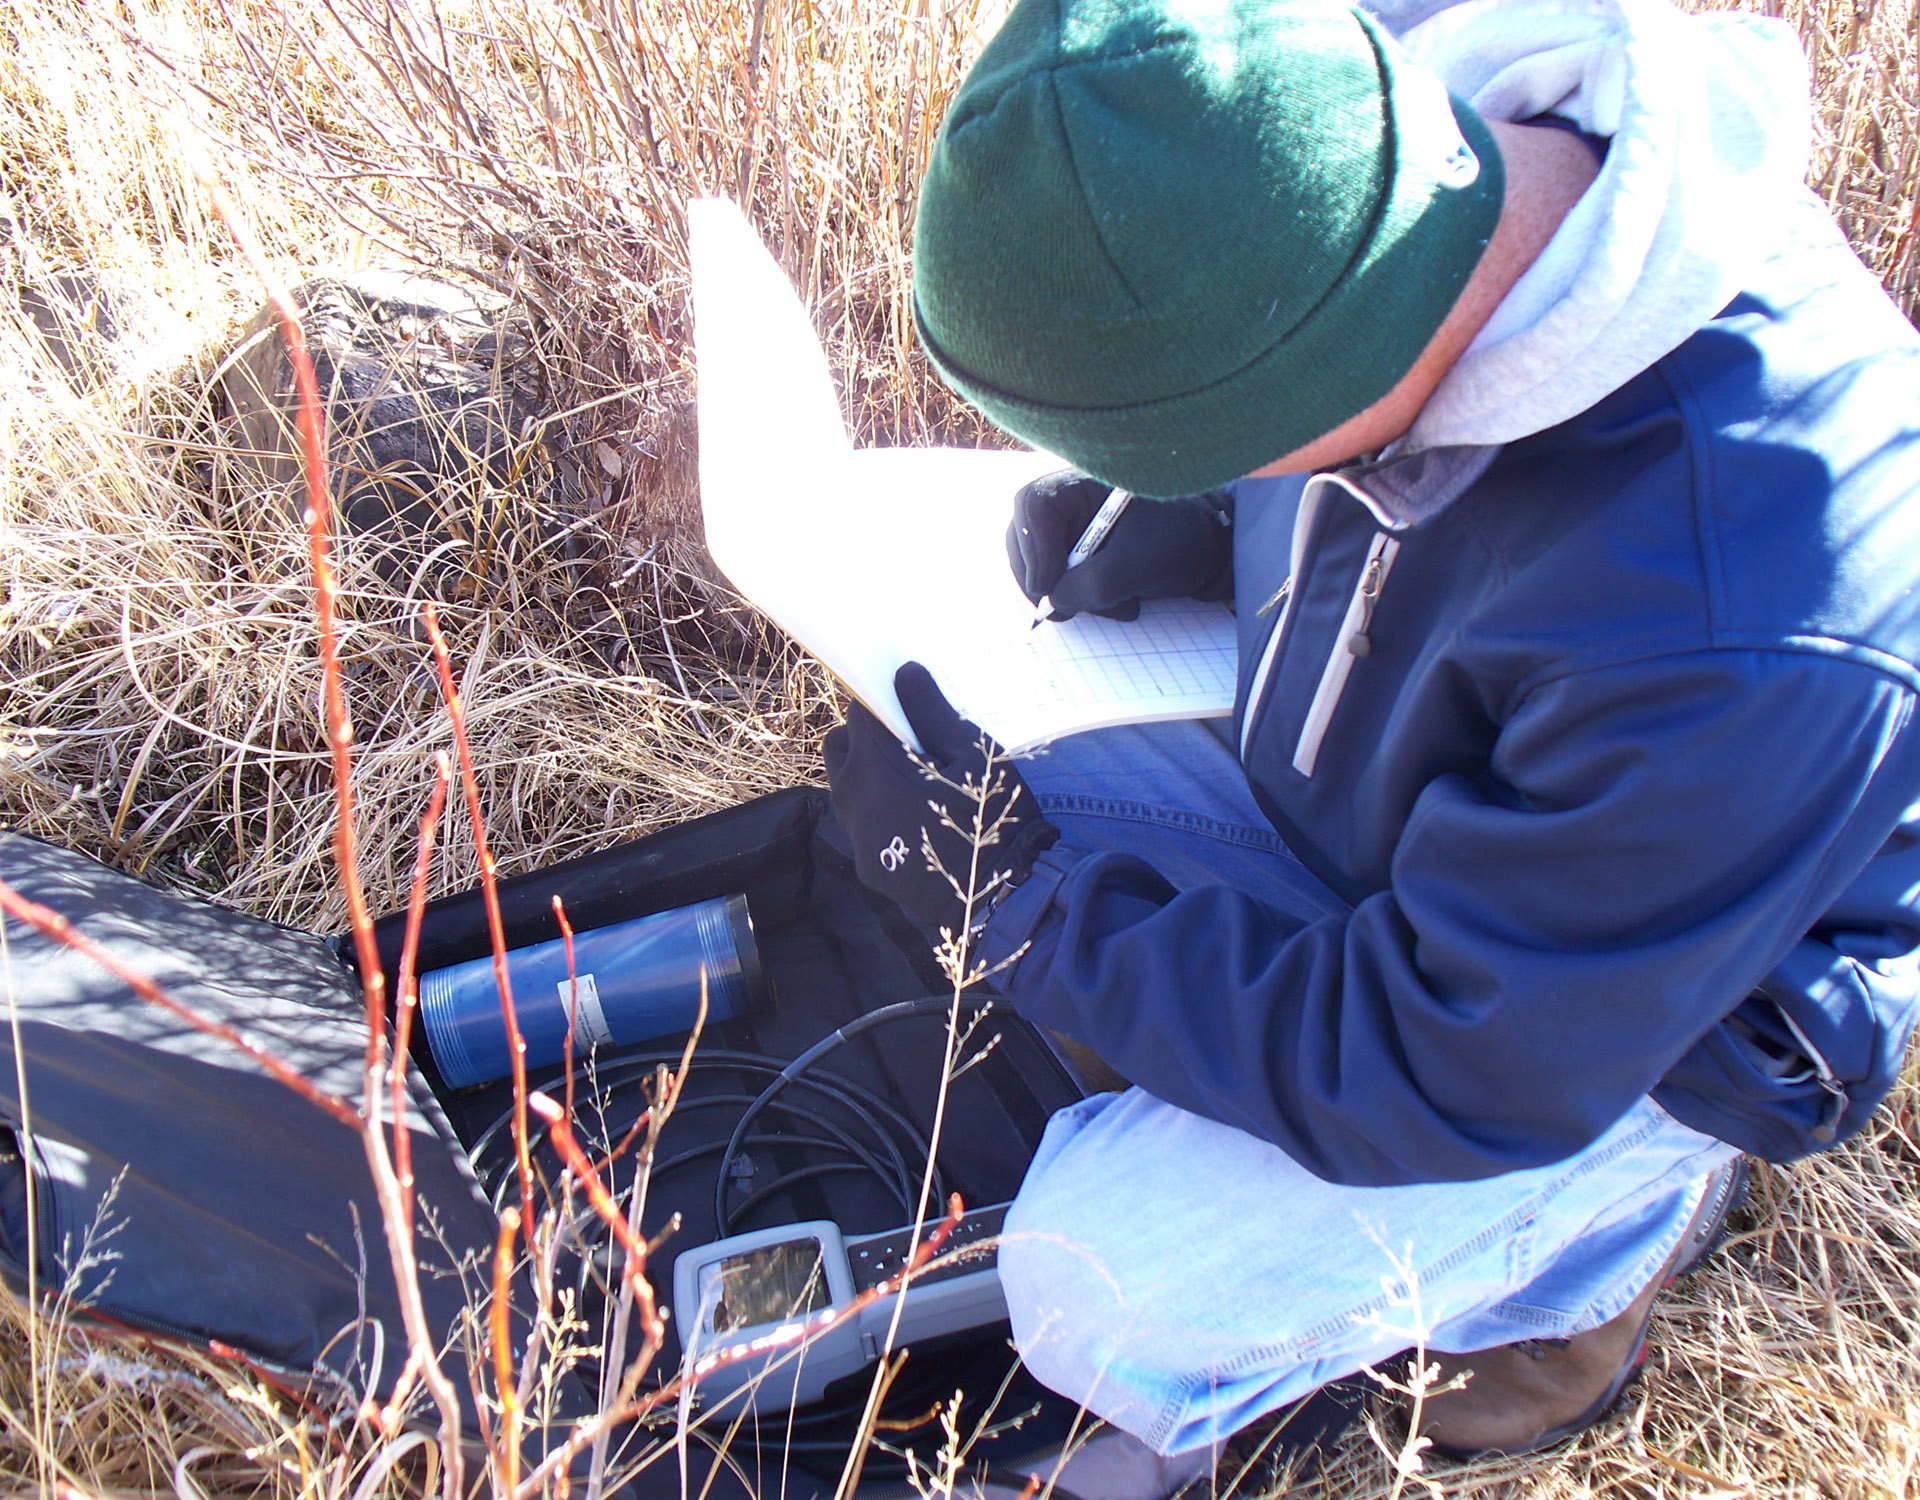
[{"left": 699, "top": 1238, "right": 830, "bottom": 1335}]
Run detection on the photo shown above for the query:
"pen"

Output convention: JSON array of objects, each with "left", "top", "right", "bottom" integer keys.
[{"left": 1031, "top": 489, "right": 1133, "bottom": 627}]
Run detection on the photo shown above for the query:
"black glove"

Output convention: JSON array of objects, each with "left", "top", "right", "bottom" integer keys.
[
  {"left": 1005, "top": 469, "right": 1234, "bottom": 622},
  {"left": 823, "top": 662, "right": 1059, "bottom": 935}
]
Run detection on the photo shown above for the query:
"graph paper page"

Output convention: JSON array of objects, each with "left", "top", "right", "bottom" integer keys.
[
  {"left": 691, "top": 198, "right": 1236, "bottom": 753},
  {"left": 807, "top": 449, "right": 1238, "bottom": 754},
  {"left": 930, "top": 596, "right": 1237, "bottom": 755}
]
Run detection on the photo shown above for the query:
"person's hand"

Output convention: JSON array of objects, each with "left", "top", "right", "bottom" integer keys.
[
  {"left": 1005, "top": 469, "right": 1234, "bottom": 622},
  {"left": 824, "top": 663, "right": 1059, "bottom": 934}
]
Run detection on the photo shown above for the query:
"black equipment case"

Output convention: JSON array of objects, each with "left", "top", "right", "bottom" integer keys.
[{"left": 0, "top": 788, "right": 1089, "bottom": 1498}]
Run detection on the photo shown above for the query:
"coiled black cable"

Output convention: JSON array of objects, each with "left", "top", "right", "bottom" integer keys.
[
  {"left": 711, "top": 994, "right": 992, "bottom": 1236},
  {"left": 465, "top": 995, "right": 1003, "bottom": 1476},
  {"left": 476, "top": 1082, "right": 912, "bottom": 1220},
  {"left": 472, "top": 996, "right": 993, "bottom": 1238}
]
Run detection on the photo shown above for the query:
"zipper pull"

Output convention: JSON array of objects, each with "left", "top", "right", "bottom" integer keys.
[
  {"left": 1813, "top": 1077, "right": 1849, "bottom": 1143},
  {"left": 1773, "top": 1004, "right": 1851, "bottom": 1144},
  {"left": 1347, "top": 555, "right": 1386, "bottom": 657},
  {"left": 1258, "top": 577, "right": 1292, "bottom": 617}
]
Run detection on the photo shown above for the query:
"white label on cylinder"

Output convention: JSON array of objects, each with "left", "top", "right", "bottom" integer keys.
[{"left": 561, "top": 972, "right": 613, "bottom": 1049}]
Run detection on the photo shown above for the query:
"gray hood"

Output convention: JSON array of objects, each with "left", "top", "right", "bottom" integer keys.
[{"left": 1362, "top": 0, "right": 1815, "bottom": 451}]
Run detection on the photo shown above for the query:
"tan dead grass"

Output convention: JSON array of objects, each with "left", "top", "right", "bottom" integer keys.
[
  {"left": 0, "top": 0, "right": 1915, "bottom": 1493},
  {"left": 0, "top": 1291, "right": 427, "bottom": 1500}
]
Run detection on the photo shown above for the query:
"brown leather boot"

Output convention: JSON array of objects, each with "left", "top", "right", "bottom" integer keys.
[{"left": 1415, "top": 1156, "right": 1748, "bottom": 1460}]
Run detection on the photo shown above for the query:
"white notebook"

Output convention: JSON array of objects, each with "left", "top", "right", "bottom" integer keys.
[{"left": 689, "top": 198, "right": 1236, "bottom": 754}]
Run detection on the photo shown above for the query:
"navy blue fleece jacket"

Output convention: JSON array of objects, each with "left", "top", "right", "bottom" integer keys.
[{"left": 980, "top": 196, "right": 1920, "bottom": 1185}]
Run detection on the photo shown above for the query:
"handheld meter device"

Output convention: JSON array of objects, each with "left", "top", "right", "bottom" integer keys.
[{"left": 672, "top": 1202, "right": 1010, "bottom": 1415}]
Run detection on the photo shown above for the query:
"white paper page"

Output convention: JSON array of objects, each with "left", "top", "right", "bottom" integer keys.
[
  {"left": 944, "top": 601, "right": 1241, "bottom": 755},
  {"left": 843, "top": 448, "right": 1235, "bottom": 751},
  {"left": 689, "top": 197, "right": 1237, "bottom": 752}
]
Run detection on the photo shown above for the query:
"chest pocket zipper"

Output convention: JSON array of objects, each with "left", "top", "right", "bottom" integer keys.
[{"left": 1292, "top": 532, "right": 1401, "bottom": 778}]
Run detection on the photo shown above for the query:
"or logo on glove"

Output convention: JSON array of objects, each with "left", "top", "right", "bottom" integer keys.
[{"left": 824, "top": 662, "right": 1060, "bottom": 938}]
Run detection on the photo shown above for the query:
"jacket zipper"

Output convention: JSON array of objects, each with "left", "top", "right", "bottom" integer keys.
[
  {"left": 1240, "top": 473, "right": 1398, "bottom": 764},
  {"left": 1770, "top": 1004, "right": 1851, "bottom": 1143},
  {"left": 1292, "top": 532, "right": 1401, "bottom": 778},
  {"left": 1239, "top": 478, "right": 1330, "bottom": 761}
]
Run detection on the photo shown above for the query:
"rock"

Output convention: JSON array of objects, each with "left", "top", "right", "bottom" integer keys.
[
  {"left": 18, "top": 269, "right": 195, "bottom": 391},
  {"left": 19, "top": 271, "right": 120, "bottom": 386},
  {"left": 217, "top": 271, "right": 549, "bottom": 580}
]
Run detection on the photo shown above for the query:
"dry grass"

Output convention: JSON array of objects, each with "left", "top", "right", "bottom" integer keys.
[
  {"left": 0, "top": 0, "right": 1916, "bottom": 1493},
  {"left": 0, "top": 1294, "right": 430, "bottom": 1500},
  {"left": 1, "top": 0, "right": 1010, "bottom": 923},
  {"left": 1780, "top": 0, "right": 1918, "bottom": 315},
  {"left": 1688, "top": 0, "right": 1915, "bottom": 322}
]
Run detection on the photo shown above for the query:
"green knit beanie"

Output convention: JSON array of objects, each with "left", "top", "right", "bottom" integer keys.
[{"left": 911, "top": 0, "right": 1505, "bottom": 497}]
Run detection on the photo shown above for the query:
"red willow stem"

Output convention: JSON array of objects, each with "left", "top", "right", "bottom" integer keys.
[
  {"left": 491, "top": 1207, "right": 523, "bottom": 1499},
  {"left": 392, "top": 753, "right": 451, "bottom": 1229},
  {"left": 194, "top": 161, "right": 466, "bottom": 1497},
  {"left": 514, "top": 1193, "right": 970, "bottom": 1498},
  {"left": 372, "top": 1348, "right": 425, "bottom": 1439},
  {"left": 555, "top": 895, "right": 579, "bottom": 1126},
  {"left": 526, "top": 1092, "right": 665, "bottom": 1344},
  {"left": 423, "top": 602, "right": 536, "bottom": 1249},
  {"left": 196, "top": 172, "right": 387, "bottom": 1068},
  {"left": 589, "top": 1107, "right": 654, "bottom": 1180}
]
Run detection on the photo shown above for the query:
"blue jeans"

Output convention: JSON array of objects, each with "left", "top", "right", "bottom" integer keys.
[{"left": 998, "top": 718, "right": 1739, "bottom": 1457}]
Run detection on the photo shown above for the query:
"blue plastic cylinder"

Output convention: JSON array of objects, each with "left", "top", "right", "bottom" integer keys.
[{"left": 417, "top": 894, "right": 762, "bottom": 1089}]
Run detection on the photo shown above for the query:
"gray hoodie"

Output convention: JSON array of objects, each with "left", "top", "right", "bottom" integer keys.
[{"left": 1363, "top": 0, "right": 1817, "bottom": 451}]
